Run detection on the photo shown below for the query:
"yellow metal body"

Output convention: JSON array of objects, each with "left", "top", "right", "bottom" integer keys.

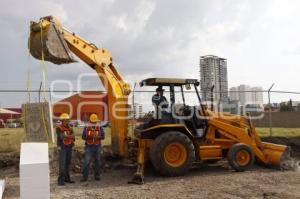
[
  {"left": 203, "top": 111, "right": 288, "bottom": 166},
  {"left": 29, "top": 17, "right": 131, "bottom": 157},
  {"left": 199, "top": 145, "right": 222, "bottom": 160},
  {"left": 136, "top": 111, "right": 288, "bottom": 170}
]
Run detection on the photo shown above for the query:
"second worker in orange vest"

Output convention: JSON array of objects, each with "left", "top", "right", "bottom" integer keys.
[{"left": 81, "top": 114, "right": 105, "bottom": 182}]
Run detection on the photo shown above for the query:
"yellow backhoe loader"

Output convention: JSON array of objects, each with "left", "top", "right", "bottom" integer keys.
[{"left": 29, "top": 16, "right": 292, "bottom": 184}]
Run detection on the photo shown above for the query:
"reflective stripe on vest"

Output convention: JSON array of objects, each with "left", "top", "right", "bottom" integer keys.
[
  {"left": 86, "top": 125, "right": 101, "bottom": 145},
  {"left": 58, "top": 125, "right": 74, "bottom": 146}
]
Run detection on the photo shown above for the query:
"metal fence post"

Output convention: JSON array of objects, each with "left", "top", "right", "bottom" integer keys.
[
  {"left": 268, "top": 83, "right": 275, "bottom": 137},
  {"left": 49, "top": 88, "right": 52, "bottom": 102},
  {"left": 210, "top": 85, "right": 215, "bottom": 111},
  {"left": 38, "top": 82, "right": 42, "bottom": 103},
  {"left": 131, "top": 82, "right": 137, "bottom": 137}
]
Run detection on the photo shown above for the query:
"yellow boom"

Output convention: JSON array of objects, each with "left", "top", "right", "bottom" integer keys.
[{"left": 29, "top": 16, "right": 131, "bottom": 157}]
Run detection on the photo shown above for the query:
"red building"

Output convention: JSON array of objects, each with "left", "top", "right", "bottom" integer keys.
[
  {"left": 0, "top": 108, "right": 22, "bottom": 121},
  {"left": 5, "top": 108, "right": 22, "bottom": 114},
  {"left": 52, "top": 91, "right": 108, "bottom": 121},
  {"left": 0, "top": 108, "right": 22, "bottom": 127}
]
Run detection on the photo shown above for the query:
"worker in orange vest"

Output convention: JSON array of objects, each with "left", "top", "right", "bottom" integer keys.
[
  {"left": 56, "top": 113, "right": 75, "bottom": 186},
  {"left": 81, "top": 114, "right": 105, "bottom": 182}
]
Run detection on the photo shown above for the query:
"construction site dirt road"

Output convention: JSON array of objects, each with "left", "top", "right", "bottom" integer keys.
[
  {"left": 2, "top": 162, "right": 300, "bottom": 199},
  {"left": 1, "top": 136, "right": 300, "bottom": 198}
]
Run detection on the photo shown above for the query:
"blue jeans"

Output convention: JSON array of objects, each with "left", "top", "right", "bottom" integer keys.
[
  {"left": 58, "top": 146, "right": 73, "bottom": 184},
  {"left": 83, "top": 145, "right": 101, "bottom": 179}
]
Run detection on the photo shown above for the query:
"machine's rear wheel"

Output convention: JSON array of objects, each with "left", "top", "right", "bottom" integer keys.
[
  {"left": 227, "top": 143, "right": 254, "bottom": 172},
  {"left": 150, "top": 131, "right": 195, "bottom": 176}
]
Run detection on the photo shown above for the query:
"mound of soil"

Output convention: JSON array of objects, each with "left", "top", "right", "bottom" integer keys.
[
  {"left": 0, "top": 152, "right": 19, "bottom": 168},
  {"left": 0, "top": 146, "right": 112, "bottom": 174}
]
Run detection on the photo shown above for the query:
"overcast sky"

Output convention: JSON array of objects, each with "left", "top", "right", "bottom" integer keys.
[{"left": 1, "top": 0, "right": 300, "bottom": 107}]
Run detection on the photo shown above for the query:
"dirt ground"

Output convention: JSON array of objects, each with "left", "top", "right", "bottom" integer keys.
[
  {"left": 1, "top": 163, "right": 300, "bottom": 199},
  {"left": 1, "top": 136, "right": 300, "bottom": 199}
]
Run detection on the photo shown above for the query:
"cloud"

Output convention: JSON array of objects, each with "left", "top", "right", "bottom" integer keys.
[{"left": 1, "top": 0, "right": 300, "bottom": 107}]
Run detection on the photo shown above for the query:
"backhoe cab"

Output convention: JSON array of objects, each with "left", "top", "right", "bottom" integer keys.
[
  {"left": 131, "top": 78, "right": 291, "bottom": 184},
  {"left": 136, "top": 78, "right": 207, "bottom": 140}
]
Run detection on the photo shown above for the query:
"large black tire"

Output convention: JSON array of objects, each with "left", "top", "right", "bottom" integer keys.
[
  {"left": 149, "top": 131, "right": 195, "bottom": 176},
  {"left": 227, "top": 143, "right": 255, "bottom": 172}
]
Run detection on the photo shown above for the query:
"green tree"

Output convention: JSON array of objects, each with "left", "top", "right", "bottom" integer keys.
[{"left": 280, "top": 99, "right": 295, "bottom": 112}]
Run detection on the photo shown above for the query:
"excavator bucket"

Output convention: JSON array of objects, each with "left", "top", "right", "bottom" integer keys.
[
  {"left": 261, "top": 142, "right": 291, "bottom": 168},
  {"left": 261, "top": 142, "right": 300, "bottom": 171},
  {"left": 29, "top": 21, "right": 75, "bottom": 65}
]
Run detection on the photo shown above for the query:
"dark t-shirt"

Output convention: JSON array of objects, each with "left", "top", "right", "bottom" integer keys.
[
  {"left": 152, "top": 94, "right": 168, "bottom": 109},
  {"left": 56, "top": 126, "right": 74, "bottom": 148},
  {"left": 82, "top": 124, "right": 105, "bottom": 146}
]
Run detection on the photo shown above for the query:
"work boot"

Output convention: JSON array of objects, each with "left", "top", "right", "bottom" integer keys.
[
  {"left": 80, "top": 178, "right": 88, "bottom": 182},
  {"left": 65, "top": 179, "right": 75, "bottom": 183},
  {"left": 58, "top": 181, "right": 65, "bottom": 186},
  {"left": 95, "top": 176, "right": 101, "bottom": 181}
]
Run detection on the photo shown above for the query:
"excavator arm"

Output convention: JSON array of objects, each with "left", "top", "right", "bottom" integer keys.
[{"left": 29, "top": 16, "right": 131, "bottom": 157}]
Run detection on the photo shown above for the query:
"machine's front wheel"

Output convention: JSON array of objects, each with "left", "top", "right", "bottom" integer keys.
[
  {"left": 227, "top": 143, "right": 254, "bottom": 172},
  {"left": 150, "top": 131, "right": 195, "bottom": 176}
]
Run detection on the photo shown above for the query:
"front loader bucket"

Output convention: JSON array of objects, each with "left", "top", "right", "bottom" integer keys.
[
  {"left": 261, "top": 142, "right": 291, "bottom": 168},
  {"left": 29, "top": 21, "right": 75, "bottom": 65}
]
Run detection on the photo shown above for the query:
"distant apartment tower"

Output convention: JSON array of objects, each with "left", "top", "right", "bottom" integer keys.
[
  {"left": 200, "top": 55, "right": 228, "bottom": 102},
  {"left": 251, "top": 87, "right": 264, "bottom": 104},
  {"left": 238, "top": 84, "right": 251, "bottom": 106},
  {"left": 229, "top": 85, "right": 263, "bottom": 105},
  {"left": 229, "top": 87, "right": 239, "bottom": 101},
  {"left": 130, "top": 103, "right": 144, "bottom": 119}
]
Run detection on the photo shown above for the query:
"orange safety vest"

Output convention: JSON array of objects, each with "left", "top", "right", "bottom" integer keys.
[
  {"left": 58, "top": 125, "right": 74, "bottom": 146},
  {"left": 85, "top": 125, "right": 101, "bottom": 145}
]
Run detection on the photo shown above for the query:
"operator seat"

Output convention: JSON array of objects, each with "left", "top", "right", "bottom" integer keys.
[{"left": 181, "top": 106, "right": 206, "bottom": 139}]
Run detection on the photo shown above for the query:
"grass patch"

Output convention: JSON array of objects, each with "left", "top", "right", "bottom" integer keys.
[
  {"left": 0, "top": 128, "right": 25, "bottom": 153},
  {"left": 1, "top": 127, "right": 299, "bottom": 153},
  {"left": 257, "top": 128, "right": 300, "bottom": 137},
  {"left": 0, "top": 127, "right": 112, "bottom": 153}
]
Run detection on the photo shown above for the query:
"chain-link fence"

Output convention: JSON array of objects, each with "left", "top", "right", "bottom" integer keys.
[{"left": 1, "top": 88, "right": 300, "bottom": 134}]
